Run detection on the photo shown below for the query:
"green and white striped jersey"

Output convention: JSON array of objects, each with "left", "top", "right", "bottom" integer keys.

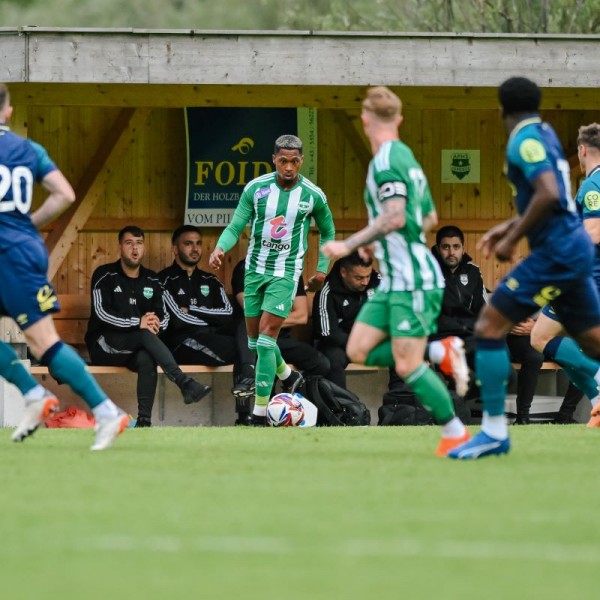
[
  {"left": 365, "top": 140, "right": 444, "bottom": 292},
  {"left": 218, "top": 172, "right": 335, "bottom": 281}
]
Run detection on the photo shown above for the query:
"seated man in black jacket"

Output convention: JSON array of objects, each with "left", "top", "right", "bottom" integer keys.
[
  {"left": 429, "top": 225, "right": 487, "bottom": 360},
  {"left": 312, "top": 252, "right": 380, "bottom": 389},
  {"left": 430, "top": 225, "right": 543, "bottom": 422},
  {"left": 159, "top": 226, "right": 256, "bottom": 425},
  {"left": 86, "top": 225, "right": 211, "bottom": 427}
]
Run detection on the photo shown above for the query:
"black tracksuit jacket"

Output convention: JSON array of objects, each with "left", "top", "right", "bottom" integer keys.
[
  {"left": 158, "top": 261, "right": 234, "bottom": 347},
  {"left": 85, "top": 260, "right": 168, "bottom": 347},
  {"left": 312, "top": 263, "right": 380, "bottom": 349},
  {"left": 431, "top": 247, "right": 488, "bottom": 338}
]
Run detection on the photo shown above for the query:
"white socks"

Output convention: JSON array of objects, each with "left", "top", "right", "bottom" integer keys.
[
  {"left": 442, "top": 417, "right": 466, "bottom": 438},
  {"left": 92, "top": 399, "right": 120, "bottom": 422},
  {"left": 482, "top": 413, "right": 508, "bottom": 440}
]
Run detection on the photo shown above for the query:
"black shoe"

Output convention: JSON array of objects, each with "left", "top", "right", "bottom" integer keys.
[
  {"left": 553, "top": 414, "right": 578, "bottom": 424},
  {"left": 281, "top": 370, "right": 304, "bottom": 394},
  {"left": 514, "top": 415, "right": 530, "bottom": 425},
  {"left": 135, "top": 417, "right": 152, "bottom": 428},
  {"left": 231, "top": 377, "right": 255, "bottom": 399},
  {"left": 234, "top": 413, "right": 252, "bottom": 426},
  {"left": 181, "top": 378, "right": 212, "bottom": 405},
  {"left": 249, "top": 414, "right": 267, "bottom": 427}
]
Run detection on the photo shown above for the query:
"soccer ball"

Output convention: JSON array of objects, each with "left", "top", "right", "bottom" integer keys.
[{"left": 266, "top": 393, "right": 305, "bottom": 427}]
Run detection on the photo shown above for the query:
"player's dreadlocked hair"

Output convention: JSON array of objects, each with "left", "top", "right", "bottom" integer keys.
[
  {"left": 577, "top": 123, "right": 600, "bottom": 151},
  {"left": 498, "top": 77, "right": 541, "bottom": 117}
]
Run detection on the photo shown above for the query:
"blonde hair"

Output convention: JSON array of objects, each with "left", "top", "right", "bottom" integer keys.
[{"left": 362, "top": 86, "right": 402, "bottom": 122}]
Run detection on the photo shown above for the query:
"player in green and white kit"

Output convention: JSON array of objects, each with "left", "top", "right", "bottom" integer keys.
[
  {"left": 323, "top": 87, "right": 470, "bottom": 455},
  {"left": 210, "top": 134, "right": 335, "bottom": 424}
]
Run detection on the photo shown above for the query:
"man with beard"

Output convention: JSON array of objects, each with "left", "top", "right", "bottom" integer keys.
[
  {"left": 160, "top": 225, "right": 256, "bottom": 425},
  {"left": 86, "top": 225, "right": 211, "bottom": 427},
  {"left": 312, "top": 252, "right": 380, "bottom": 389}
]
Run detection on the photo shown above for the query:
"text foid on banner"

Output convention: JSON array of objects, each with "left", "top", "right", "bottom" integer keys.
[{"left": 185, "top": 108, "right": 317, "bottom": 227}]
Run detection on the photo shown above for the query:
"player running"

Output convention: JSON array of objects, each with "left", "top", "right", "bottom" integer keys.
[
  {"left": 0, "top": 83, "right": 129, "bottom": 450},
  {"left": 449, "top": 78, "right": 600, "bottom": 459},
  {"left": 209, "top": 134, "right": 335, "bottom": 425},
  {"left": 322, "top": 86, "right": 470, "bottom": 456}
]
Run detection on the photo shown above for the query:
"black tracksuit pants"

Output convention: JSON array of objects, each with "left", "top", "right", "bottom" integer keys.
[{"left": 88, "top": 329, "right": 189, "bottom": 420}]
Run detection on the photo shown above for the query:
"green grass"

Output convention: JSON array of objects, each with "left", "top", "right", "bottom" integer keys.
[{"left": 0, "top": 424, "right": 598, "bottom": 599}]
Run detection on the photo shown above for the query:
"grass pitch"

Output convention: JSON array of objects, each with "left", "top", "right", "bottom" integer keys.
[{"left": 0, "top": 424, "right": 598, "bottom": 600}]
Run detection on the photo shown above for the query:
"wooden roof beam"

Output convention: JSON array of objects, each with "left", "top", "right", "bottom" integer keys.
[{"left": 45, "top": 108, "right": 152, "bottom": 280}]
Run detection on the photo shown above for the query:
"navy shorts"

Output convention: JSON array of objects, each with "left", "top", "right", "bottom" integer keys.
[
  {"left": 492, "top": 245, "right": 600, "bottom": 336},
  {"left": 0, "top": 237, "right": 60, "bottom": 330}
]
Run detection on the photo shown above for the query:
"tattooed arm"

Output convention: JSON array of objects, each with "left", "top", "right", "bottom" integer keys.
[{"left": 322, "top": 197, "right": 406, "bottom": 260}]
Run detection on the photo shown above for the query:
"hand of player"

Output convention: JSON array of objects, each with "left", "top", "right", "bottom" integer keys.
[
  {"left": 477, "top": 220, "right": 514, "bottom": 259},
  {"left": 322, "top": 240, "right": 350, "bottom": 260},
  {"left": 493, "top": 236, "right": 518, "bottom": 263},
  {"left": 141, "top": 312, "right": 160, "bottom": 334},
  {"left": 305, "top": 272, "right": 326, "bottom": 292},
  {"left": 510, "top": 318, "right": 534, "bottom": 336},
  {"left": 209, "top": 248, "right": 224, "bottom": 270},
  {"left": 358, "top": 245, "right": 375, "bottom": 262}
]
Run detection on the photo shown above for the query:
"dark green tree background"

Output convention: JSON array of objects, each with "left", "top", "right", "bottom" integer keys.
[{"left": 1, "top": 0, "right": 599, "bottom": 33}]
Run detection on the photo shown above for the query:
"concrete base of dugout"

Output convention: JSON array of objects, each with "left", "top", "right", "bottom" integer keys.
[{"left": 0, "top": 362, "right": 592, "bottom": 427}]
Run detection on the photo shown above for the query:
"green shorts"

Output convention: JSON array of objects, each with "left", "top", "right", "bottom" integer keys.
[
  {"left": 243, "top": 271, "right": 297, "bottom": 319},
  {"left": 356, "top": 288, "right": 443, "bottom": 338}
]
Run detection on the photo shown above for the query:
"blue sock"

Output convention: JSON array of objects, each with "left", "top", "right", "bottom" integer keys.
[
  {"left": 475, "top": 338, "right": 511, "bottom": 417},
  {"left": 42, "top": 342, "right": 107, "bottom": 409},
  {"left": 0, "top": 341, "right": 38, "bottom": 395},
  {"left": 544, "top": 337, "right": 600, "bottom": 399}
]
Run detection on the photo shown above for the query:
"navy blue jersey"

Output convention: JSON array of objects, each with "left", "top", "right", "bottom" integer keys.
[
  {"left": 576, "top": 164, "right": 600, "bottom": 286},
  {"left": 505, "top": 117, "right": 581, "bottom": 250},
  {"left": 0, "top": 124, "right": 57, "bottom": 251}
]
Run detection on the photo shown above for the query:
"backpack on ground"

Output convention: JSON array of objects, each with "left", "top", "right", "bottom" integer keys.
[
  {"left": 299, "top": 375, "right": 371, "bottom": 426},
  {"left": 378, "top": 383, "right": 471, "bottom": 426},
  {"left": 378, "top": 387, "right": 434, "bottom": 426}
]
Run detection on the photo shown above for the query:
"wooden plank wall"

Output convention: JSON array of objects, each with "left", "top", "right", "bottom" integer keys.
[{"left": 27, "top": 104, "right": 600, "bottom": 297}]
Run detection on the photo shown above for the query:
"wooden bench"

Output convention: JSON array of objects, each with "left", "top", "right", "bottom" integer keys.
[{"left": 29, "top": 294, "right": 563, "bottom": 421}]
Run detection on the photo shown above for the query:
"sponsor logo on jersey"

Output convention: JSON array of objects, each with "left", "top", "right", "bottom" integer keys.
[
  {"left": 261, "top": 239, "right": 291, "bottom": 251},
  {"left": 584, "top": 190, "right": 600, "bottom": 211},
  {"left": 143, "top": 287, "right": 154, "bottom": 299},
  {"left": 396, "top": 320, "right": 411, "bottom": 331},
  {"left": 275, "top": 304, "right": 285, "bottom": 311},
  {"left": 200, "top": 285, "right": 210, "bottom": 297},
  {"left": 269, "top": 215, "right": 288, "bottom": 239},
  {"left": 460, "top": 274, "right": 469, "bottom": 286},
  {"left": 298, "top": 200, "right": 311, "bottom": 213},
  {"left": 178, "top": 288, "right": 185, "bottom": 295},
  {"left": 519, "top": 138, "right": 547, "bottom": 163},
  {"left": 114, "top": 285, "right": 122, "bottom": 293},
  {"left": 254, "top": 186, "right": 271, "bottom": 201},
  {"left": 506, "top": 277, "right": 519, "bottom": 291},
  {"left": 343, "top": 299, "right": 350, "bottom": 307}
]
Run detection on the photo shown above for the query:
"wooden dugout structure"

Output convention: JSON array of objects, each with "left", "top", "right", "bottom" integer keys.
[{"left": 2, "top": 28, "right": 600, "bottom": 299}]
